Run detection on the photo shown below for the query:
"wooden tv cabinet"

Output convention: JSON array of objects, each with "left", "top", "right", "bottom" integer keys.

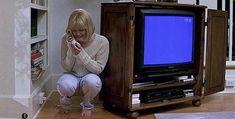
[{"left": 101, "top": 1, "right": 227, "bottom": 119}]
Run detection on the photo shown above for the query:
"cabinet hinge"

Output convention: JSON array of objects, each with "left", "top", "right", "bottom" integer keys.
[
  {"left": 130, "top": 16, "right": 134, "bottom": 20},
  {"left": 130, "top": 16, "right": 134, "bottom": 26},
  {"left": 202, "top": 80, "right": 205, "bottom": 87},
  {"left": 204, "top": 21, "right": 208, "bottom": 26},
  {"left": 204, "top": 17, "right": 209, "bottom": 26},
  {"left": 129, "top": 87, "right": 132, "bottom": 93}
]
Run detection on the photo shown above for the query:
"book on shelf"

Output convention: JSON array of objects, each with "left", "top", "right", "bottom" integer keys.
[
  {"left": 32, "top": 67, "right": 40, "bottom": 73},
  {"left": 132, "top": 93, "right": 140, "bottom": 98},
  {"left": 174, "top": 75, "right": 195, "bottom": 82},
  {"left": 32, "top": 56, "right": 43, "bottom": 66},
  {"left": 32, "top": 60, "right": 43, "bottom": 67},
  {"left": 132, "top": 93, "right": 140, "bottom": 104},
  {"left": 31, "top": 48, "right": 44, "bottom": 79},
  {"left": 31, "top": 49, "right": 43, "bottom": 67},
  {"left": 31, "top": 65, "right": 44, "bottom": 80},
  {"left": 185, "top": 93, "right": 194, "bottom": 97},
  {"left": 132, "top": 98, "right": 140, "bottom": 104},
  {"left": 32, "top": 56, "right": 43, "bottom": 63},
  {"left": 183, "top": 89, "right": 194, "bottom": 97},
  {"left": 31, "top": 70, "right": 43, "bottom": 80},
  {"left": 32, "top": 66, "right": 42, "bottom": 75},
  {"left": 31, "top": 50, "right": 42, "bottom": 59}
]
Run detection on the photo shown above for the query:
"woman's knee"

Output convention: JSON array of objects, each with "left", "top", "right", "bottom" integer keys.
[
  {"left": 57, "top": 74, "right": 78, "bottom": 96},
  {"left": 81, "top": 74, "right": 102, "bottom": 92}
]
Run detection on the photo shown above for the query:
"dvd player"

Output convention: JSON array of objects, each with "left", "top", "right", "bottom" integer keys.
[{"left": 141, "top": 88, "right": 185, "bottom": 103}]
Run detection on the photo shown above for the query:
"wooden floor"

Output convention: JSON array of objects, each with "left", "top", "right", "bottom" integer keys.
[{"left": 36, "top": 92, "right": 235, "bottom": 119}]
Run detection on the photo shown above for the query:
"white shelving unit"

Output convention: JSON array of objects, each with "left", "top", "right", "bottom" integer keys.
[
  {"left": 30, "top": 0, "right": 48, "bottom": 80},
  {"left": 0, "top": 0, "right": 52, "bottom": 118}
]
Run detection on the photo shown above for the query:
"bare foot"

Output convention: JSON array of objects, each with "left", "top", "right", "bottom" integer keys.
[{"left": 81, "top": 109, "right": 91, "bottom": 117}]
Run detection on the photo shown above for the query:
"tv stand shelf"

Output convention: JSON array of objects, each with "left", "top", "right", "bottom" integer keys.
[
  {"left": 101, "top": 1, "right": 227, "bottom": 119},
  {"left": 132, "top": 80, "right": 195, "bottom": 92},
  {"left": 146, "top": 70, "right": 195, "bottom": 77},
  {"left": 131, "top": 95, "right": 201, "bottom": 111}
]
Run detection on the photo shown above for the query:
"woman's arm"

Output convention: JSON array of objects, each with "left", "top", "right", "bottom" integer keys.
[
  {"left": 61, "top": 35, "right": 76, "bottom": 71},
  {"left": 74, "top": 37, "right": 109, "bottom": 75}
]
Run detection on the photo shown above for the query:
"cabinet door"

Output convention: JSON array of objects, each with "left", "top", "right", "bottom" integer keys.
[
  {"left": 204, "top": 9, "right": 228, "bottom": 95},
  {"left": 101, "top": 4, "right": 134, "bottom": 109}
]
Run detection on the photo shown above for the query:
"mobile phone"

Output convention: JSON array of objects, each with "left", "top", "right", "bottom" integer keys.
[{"left": 67, "top": 29, "right": 80, "bottom": 49}]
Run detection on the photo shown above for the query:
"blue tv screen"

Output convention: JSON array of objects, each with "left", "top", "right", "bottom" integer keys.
[{"left": 143, "top": 15, "right": 194, "bottom": 66}]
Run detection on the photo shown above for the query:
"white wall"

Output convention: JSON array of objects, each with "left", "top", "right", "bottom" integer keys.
[
  {"left": 200, "top": 0, "right": 217, "bottom": 9},
  {"left": 178, "top": 0, "right": 196, "bottom": 5},
  {"left": 49, "top": 0, "right": 105, "bottom": 75},
  {"left": 178, "top": 0, "right": 217, "bottom": 10},
  {"left": 49, "top": 0, "right": 80, "bottom": 74},
  {"left": 0, "top": 0, "right": 15, "bottom": 96}
]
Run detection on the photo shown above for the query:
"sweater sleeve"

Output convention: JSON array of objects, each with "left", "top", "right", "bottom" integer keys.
[
  {"left": 61, "top": 35, "right": 76, "bottom": 72},
  {"left": 74, "top": 38, "right": 109, "bottom": 75}
]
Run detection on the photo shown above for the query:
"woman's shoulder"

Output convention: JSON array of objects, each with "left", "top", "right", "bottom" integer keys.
[
  {"left": 61, "top": 33, "right": 69, "bottom": 50},
  {"left": 61, "top": 33, "right": 68, "bottom": 44},
  {"left": 95, "top": 33, "right": 109, "bottom": 45}
]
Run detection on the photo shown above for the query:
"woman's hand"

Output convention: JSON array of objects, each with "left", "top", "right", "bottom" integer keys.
[{"left": 66, "top": 34, "right": 82, "bottom": 55}]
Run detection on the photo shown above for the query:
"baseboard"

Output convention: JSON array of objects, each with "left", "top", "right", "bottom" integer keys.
[
  {"left": 0, "top": 95, "right": 31, "bottom": 119},
  {"left": 31, "top": 75, "right": 52, "bottom": 99},
  {"left": 32, "top": 90, "right": 55, "bottom": 119},
  {"left": 0, "top": 74, "right": 53, "bottom": 119},
  {"left": 30, "top": 74, "right": 54, "bottom": 119},
  {"left": 32, "top": 73, "right": 62, "bottom": 119},
  {"left": 225, "top": 75, "right": 235, "bottom": 87}
]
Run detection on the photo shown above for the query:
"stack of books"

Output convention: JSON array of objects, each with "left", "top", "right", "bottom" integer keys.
[
  {"left": 31, "top": 50, "right": 43, "bottom": 79},
  {"left": 183, "top": 89, "right": 194, "bottom": 97},
  {"left": 132, "top": 93, "right": 140, "bottom": 105}
]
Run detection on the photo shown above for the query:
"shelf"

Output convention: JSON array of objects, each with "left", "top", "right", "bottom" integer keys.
[
  {"left": 30, "top": 0, "right": 48, "bottom": 78},
  {"left": 31, "top": 40, "right": 48, "bottom": 66},
  {"left": 30, "top": 3, "right": 47, "bottom": 11},
  {"left": 31, "top": 7, "right": 47, "bottom": 37},
  {"left": 31, "top": 35, "right": 47, "bottom": 44},
  {"left": 132, "top": 80, "right": 196, "bottom": 92},
  {"left": 31, "top": 63, "right": 49, "bottom": 81},
  {"left": 130, "top": 95, "right": 200, "bottom": 111}
]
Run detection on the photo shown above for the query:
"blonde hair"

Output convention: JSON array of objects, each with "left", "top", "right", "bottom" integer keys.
[{"left": 66, "top": 9, "right": 95, "bottom": 40}]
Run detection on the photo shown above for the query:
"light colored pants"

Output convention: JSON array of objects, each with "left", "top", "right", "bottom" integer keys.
[{"left": 57, "top": 73, "right": 102, "bottom": 109}]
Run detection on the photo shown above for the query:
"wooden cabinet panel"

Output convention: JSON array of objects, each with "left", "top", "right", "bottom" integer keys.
[
  {"left": 204, "top": 10, "right": 228, "bottom": 95},
  {"left": 101, "top": 4, "right": 134, "bottom": 109}
]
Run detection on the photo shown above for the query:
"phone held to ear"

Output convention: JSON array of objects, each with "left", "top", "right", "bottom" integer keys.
[
  {"left": 67, "top": 30, "right": 80, "bottom": 50},
  {"left": 71, "top": 39, "right": 80, "bottom": 49}
]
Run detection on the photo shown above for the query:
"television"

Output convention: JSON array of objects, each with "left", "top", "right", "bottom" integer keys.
[{"left": 134, "top": 8, "right": 196, "bottom": 78}]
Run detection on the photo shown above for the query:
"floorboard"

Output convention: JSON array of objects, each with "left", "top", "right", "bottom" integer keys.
[{"left": 36, "top": 92, "right": 235, "bottom": 119}]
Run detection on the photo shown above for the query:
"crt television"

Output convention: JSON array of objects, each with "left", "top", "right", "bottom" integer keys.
[{"left": 134, "top": 8, "right": 196, "bottom": 78}]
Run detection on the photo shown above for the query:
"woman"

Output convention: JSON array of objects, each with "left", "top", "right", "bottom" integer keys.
[{"left": 57, "top": 9, "right": 109, "bottom": 117}]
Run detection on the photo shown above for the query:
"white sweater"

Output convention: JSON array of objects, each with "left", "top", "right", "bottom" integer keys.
[{"left": 61, "top": 33, "right": 109, "bottom": 76}]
